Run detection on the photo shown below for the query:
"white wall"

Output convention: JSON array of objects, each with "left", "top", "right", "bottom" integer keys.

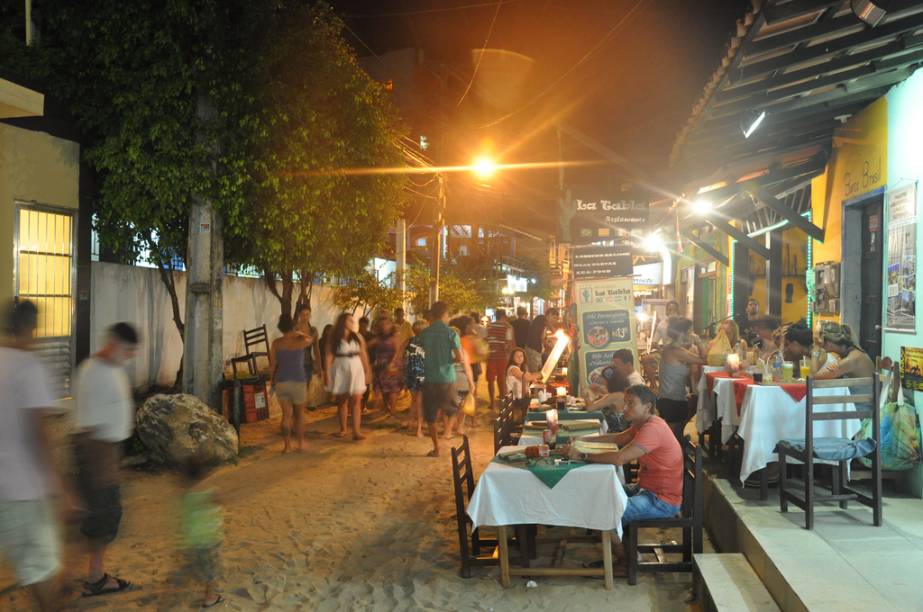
[{"left": 90, "top": 262, "right": 342, "bottom": 389}]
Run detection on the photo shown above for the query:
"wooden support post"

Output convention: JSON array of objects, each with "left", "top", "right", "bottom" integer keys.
[{"left": 602, "top": 530, "right": 614, "bottom": 591}]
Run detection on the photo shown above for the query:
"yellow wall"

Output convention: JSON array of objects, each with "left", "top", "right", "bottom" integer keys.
[
  {"left": 810, "top": 98, "right": 888, "bottom": 320},
  {"left": 0, "top": 123, "right": 80, "bottom": 302}
]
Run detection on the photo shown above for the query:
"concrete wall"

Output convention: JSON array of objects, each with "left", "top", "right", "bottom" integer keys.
[
  {"left": 883, "top": 68, "right": 923, "bottom": 497},
  {"left": 0, "top": 122, "right": 80, "bottom": 301},
  {"left": 91, "top": 262, "right": 343, "bottom": 389}
]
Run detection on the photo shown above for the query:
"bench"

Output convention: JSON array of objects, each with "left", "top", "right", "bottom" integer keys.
[{"left": 694, "top": 553, "right": 779, "bottom": 611}]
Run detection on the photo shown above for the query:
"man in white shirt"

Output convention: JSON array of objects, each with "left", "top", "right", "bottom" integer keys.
[
  {"left": 0, "top": 300, "right": 68, "bottom": 611},
  {"left": 612, "top": 349, "right": 645, "bottom": 387},
  {"left": 73, "top": 322, "right": 139, "bottom": 598}
]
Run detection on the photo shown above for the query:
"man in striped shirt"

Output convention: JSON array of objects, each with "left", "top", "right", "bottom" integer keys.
[{"left": 485, "top": 309, "right": 515, "bottom": 408}]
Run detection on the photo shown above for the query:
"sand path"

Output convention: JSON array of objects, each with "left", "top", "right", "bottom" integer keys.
[{"left": 3, "top": 387, "right": 695, "bottom": 611}]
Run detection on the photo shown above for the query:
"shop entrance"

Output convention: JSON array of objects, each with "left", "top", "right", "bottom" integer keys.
[
  {"left": 859, "top": 199, "right": 884, "bottom": 360},
  {"left": 843, "top": 192, "right": 884, "bottom": 360}
]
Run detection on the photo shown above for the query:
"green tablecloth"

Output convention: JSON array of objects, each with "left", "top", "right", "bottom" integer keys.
[{"left": 494, "top": 456, "right": 589, "bottom": 488}]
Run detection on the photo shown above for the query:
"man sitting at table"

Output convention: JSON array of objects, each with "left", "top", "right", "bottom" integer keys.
[{"left": 571, "top": 384, "right": 682, "bottom": 573}]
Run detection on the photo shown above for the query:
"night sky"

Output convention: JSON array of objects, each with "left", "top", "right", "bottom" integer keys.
[{"left": 332, "top": 0, "right": 749, "bottom": 230}]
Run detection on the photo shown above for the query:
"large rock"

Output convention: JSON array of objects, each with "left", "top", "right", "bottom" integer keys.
[{"left": 136, "top": 394, "right": 238, "bottom": 466}]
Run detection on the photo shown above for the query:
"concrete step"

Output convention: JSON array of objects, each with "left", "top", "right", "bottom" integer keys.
[{"left": 695, "top": 553, "right": 780, "bottom": 612}]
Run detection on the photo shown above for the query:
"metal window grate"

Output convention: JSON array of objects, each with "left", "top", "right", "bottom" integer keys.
[{"left": 15, "top": 204, "right": 75, "bottom": 397}]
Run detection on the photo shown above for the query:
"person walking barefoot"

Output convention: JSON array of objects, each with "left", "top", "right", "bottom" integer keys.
[
  {"left": 269, "top": 314, "right": 313, "bottom": 453},
  {"left": 404, "top": 320, "right": 428, "bottom": 437},
  {"left": 325, "top": 313, "right": 372, "bottom": 441}
]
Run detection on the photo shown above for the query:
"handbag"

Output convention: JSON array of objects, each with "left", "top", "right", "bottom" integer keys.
[{"left": 856, "top": 364, "right": 922, "bottom": 471}]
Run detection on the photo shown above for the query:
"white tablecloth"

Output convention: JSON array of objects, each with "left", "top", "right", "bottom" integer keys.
[
  {"left": 695, "top": 366, "right": 727, "bottom": 432},
  {"left": 737, "top": 385, "right": 863, "bottom": 483},
  {"left": 695, "top": 368, "right": 748, "bottom": 443},
  {"left": 467, "top": 447, "right": 629, "bottom": 535}
]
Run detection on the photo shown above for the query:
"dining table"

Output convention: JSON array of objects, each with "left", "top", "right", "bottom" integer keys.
[
  {"left": 736, "top": 384, "right": 862, "bottom": 484},
  {"left": 518, "top": 408, "right": 607, "bottom": 447},
  {"left": 466, "top": 446, "right": 628, "bottom": 590}
]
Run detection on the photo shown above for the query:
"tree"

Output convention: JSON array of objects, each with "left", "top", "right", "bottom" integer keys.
[
  {"left": 7, "top": 0, "right": 252, "bottom": 387},
  {"left": 237, "top": 3, "right": 407, "bottom": 319},
  {"left": 407, "top": 266, "right": 482, "bottom": 316},
  {"left": 332, "top": 270, "right": 404, "bottom": 317}
]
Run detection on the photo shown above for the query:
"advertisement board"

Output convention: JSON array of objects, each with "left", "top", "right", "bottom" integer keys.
[{"left": 575, "top": 276, "right": 636, "bottom": 395}]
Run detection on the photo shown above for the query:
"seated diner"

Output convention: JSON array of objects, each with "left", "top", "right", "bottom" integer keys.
[{"left": 570, "top": 385, "right": 683, "bottom": 571}]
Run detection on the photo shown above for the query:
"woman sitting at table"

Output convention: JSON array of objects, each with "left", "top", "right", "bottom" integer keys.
[
  {"left": 750, "top": 316, "right": 781, "bottom": 361},
  {"left": 505, "top": 347, "right": 539, "bottom": 400},
  {"left": 706, "top": 319, "right": 745, "bottom": 355},
  {"left": 813, "top": 322, "right": 875, "bottom": 380},
  {"left": 782, "top": 320, "right": 814, "bottom": 372},
  {"left": 570, "top": 385, "right": 683, "bottom": 574}
]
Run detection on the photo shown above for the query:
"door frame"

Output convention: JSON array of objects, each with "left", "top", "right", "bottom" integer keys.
[{"left": 841, "top": 187, "right": 885, "bottom": 349}]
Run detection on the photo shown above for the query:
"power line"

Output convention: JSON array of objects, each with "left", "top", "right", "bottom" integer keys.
[
  {"left": 456, "top": 0, "right": 503, "bottom": 107},
  {"left": 347, "top": 0, "right": 518, "bottom": 19},
  {"left": 478, "top": 0, "right": 648, "bottom": 129}
]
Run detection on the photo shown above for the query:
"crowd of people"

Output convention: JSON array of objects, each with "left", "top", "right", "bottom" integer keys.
[{"left": 267, "top": 301, "right": 571, "bottom": 458}]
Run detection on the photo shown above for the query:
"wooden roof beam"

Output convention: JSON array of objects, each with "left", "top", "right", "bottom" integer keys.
[
  {"left": 762, "top": 0, "right": 843, "bottom": 26},
  {"left": 717, "top": 33, "right": 923, "bottom": 103},
  {"left": 705, "top": 216, "right": 771, "bottom": 259},
  {"left": 732, "top": 10, "right": 923, "bottom": 83},
  {"left": 750, "top": 187, "right": 825, "bottom": 241},
  {"left": 681, "top": 230, "right": 729, "bottom": 266}
]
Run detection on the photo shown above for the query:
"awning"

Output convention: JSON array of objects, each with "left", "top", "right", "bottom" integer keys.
[
  {"left": 0, "top": 77, "right": 43, "bottom": 119},
  {"left": 670, "top": 0, "right": 923, "bottom": 256}
]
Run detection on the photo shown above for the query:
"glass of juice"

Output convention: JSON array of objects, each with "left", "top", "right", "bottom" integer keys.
[
  {"left": 800, "top": 363, "right": 811, "bottom": 380},
  {"left": 782, "top": 362, "right": 794, "bottom": 383}
]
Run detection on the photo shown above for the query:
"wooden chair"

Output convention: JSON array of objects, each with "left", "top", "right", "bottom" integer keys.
[
  {"left": 777, "top": 371, "right": 882, "bottom": 530},
  {"left": 231, "top": 324, "right": 271, "bottom": 376},
  {"left": 451, "top": 435, "right": 501, "bottom": 578},
  {"left": 626, "top": 438, "right": 704, "bottom": 585}
]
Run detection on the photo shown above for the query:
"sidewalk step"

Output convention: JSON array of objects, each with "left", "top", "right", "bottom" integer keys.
[{"left": 695, "top": 553, "right": 779, "bottom": 612}]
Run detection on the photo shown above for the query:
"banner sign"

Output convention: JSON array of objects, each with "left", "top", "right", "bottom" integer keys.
[
  {"left": 886, "top": 182, "right": 917, "bottom": 332},
  {"left": 572, "top": 241, "right": 632, "bottom": 280},
  {"left": 901, "top": 346, "right": 923, "bottom": 392},
  {"left": 570, "top": 196, "right": 649, "bottom": 244},
  {"left": 575, "top": 276, "right": 636, "bottom": 395}
]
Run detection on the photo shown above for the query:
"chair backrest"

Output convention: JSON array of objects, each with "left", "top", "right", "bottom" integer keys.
[
  {"left": 451, "top": 435, "right": 476, "bottom": 514},
  {"left": 805, "top": 364, "right": 880, "bottom": 448},
  {"left": 244, "top": 324, "right": 270, "bottom": 356},
  {"left": 680, "top": 438, "right": 703, "bottom": 521},
  {"left": 493, "top": 412, "right": 504, "bottom": 453}
]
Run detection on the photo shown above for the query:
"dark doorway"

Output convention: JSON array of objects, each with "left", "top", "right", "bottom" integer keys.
[{"left": 859, "top": 198, "right": 884, "bottom": 360}]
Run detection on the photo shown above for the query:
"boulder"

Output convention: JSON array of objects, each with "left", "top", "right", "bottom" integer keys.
[{"left": 136, "top": 394, "right": 238, "bottom": 466}]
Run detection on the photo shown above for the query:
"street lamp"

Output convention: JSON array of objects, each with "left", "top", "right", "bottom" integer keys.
[
  {"left": 690, "top": 198, "right": 712, "bottom": 215},
  {"left": 472, "top": 155, "right": 498, "bottom": 180}
]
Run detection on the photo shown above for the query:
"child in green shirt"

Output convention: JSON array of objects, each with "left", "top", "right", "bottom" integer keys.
[{"left": 179, "top": 458, "right": 223, "bottom": 608}]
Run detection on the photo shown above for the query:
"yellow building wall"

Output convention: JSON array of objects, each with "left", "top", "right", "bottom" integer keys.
[
  {"left": 0, "top": 123, "right": 80, "bottom": 303},
  {"left": 810, "top": 98, "right": 888, "bottom": 321}
]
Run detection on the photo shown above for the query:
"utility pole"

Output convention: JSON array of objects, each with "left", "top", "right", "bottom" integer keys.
[
  {"left": 430, "top": 174, "right": 446, "bottom": 306},
  {"left": 183, "top": 96, "right": 224, "bottom": 408},
  {"left": 395, "top": 217, "right": 408, "bottom": 311}
]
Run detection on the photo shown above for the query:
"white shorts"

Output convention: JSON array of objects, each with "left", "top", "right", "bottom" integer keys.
[{"left": 0, "top": 498, "right": 60, "bottom": 586}]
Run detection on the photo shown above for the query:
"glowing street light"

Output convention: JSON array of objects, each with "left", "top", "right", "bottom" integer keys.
[
  {"left": 642, "top": 231, "right": 665, "bottom": 253},
  {"left": 690, "top": 198, "right": 712, "bottom": 215},
  {"left": 472, "top": 155, "right": 498, "bottom": 180}
]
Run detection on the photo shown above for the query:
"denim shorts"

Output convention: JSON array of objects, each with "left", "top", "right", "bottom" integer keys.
[{"left": 621, "top": 485, "right": 680, "bottom": 525}]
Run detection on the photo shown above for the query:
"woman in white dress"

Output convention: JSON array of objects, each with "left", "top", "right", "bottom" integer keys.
[{"left": 325, "top": 312, "right": 372, "bottom": 440}]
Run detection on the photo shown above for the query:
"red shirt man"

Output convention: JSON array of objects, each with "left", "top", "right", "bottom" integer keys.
[{"left": 485, "top": 309, "right": 514, "bottom": 407}]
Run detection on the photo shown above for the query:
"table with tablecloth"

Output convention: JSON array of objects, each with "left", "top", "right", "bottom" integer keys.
[
  {"left": 466, "top": 447, "right": 628, "bottom": 588},
  {"left": 697, "top": 371, "right": 754, "bottom": 443},
  {"left": 695, "top": 366, "right": 732, "bottom": 433},
  {"left": 736, "top": 385, "right": 862, "bottom": 483}
]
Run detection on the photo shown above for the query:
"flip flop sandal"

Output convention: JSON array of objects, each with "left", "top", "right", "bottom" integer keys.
[
  {"left": 82, "top": 573, "right": 132, "bottom": 597},
  {"left": 203, "top": 594, "right": 224, "bottom": 608}
]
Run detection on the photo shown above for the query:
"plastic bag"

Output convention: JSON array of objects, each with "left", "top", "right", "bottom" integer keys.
[
  {"left": 461, "top": 392, "right": 477, "bottom": 417},
  {"left": 857, "top": 369, "right": 922, "bottom": 471}
]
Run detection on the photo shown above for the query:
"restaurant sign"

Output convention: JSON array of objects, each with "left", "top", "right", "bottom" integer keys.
[
  {"left": 572, "top": 240, "right": 632, "bottom": 280},
  {"left": 570, "top": 196, "right": 648, "bottom": 244},
  {"left": 574, "top": 276, "right": 636, "bottom": 395}
]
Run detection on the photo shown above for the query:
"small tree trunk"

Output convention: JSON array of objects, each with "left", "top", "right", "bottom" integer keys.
[{"left": 150, "top": 240, "right": 185, "bottom": 390}]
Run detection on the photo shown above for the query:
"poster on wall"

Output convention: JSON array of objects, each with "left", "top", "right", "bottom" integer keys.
[
  {"left": 901, "top": 346, "right": 923, "bottom": 392},
  {"left": 575, "top": 276, "right": 636, "bottom": 395},
  {"left": 886, "top": 183, "right": 917, "bottom": 332}
]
